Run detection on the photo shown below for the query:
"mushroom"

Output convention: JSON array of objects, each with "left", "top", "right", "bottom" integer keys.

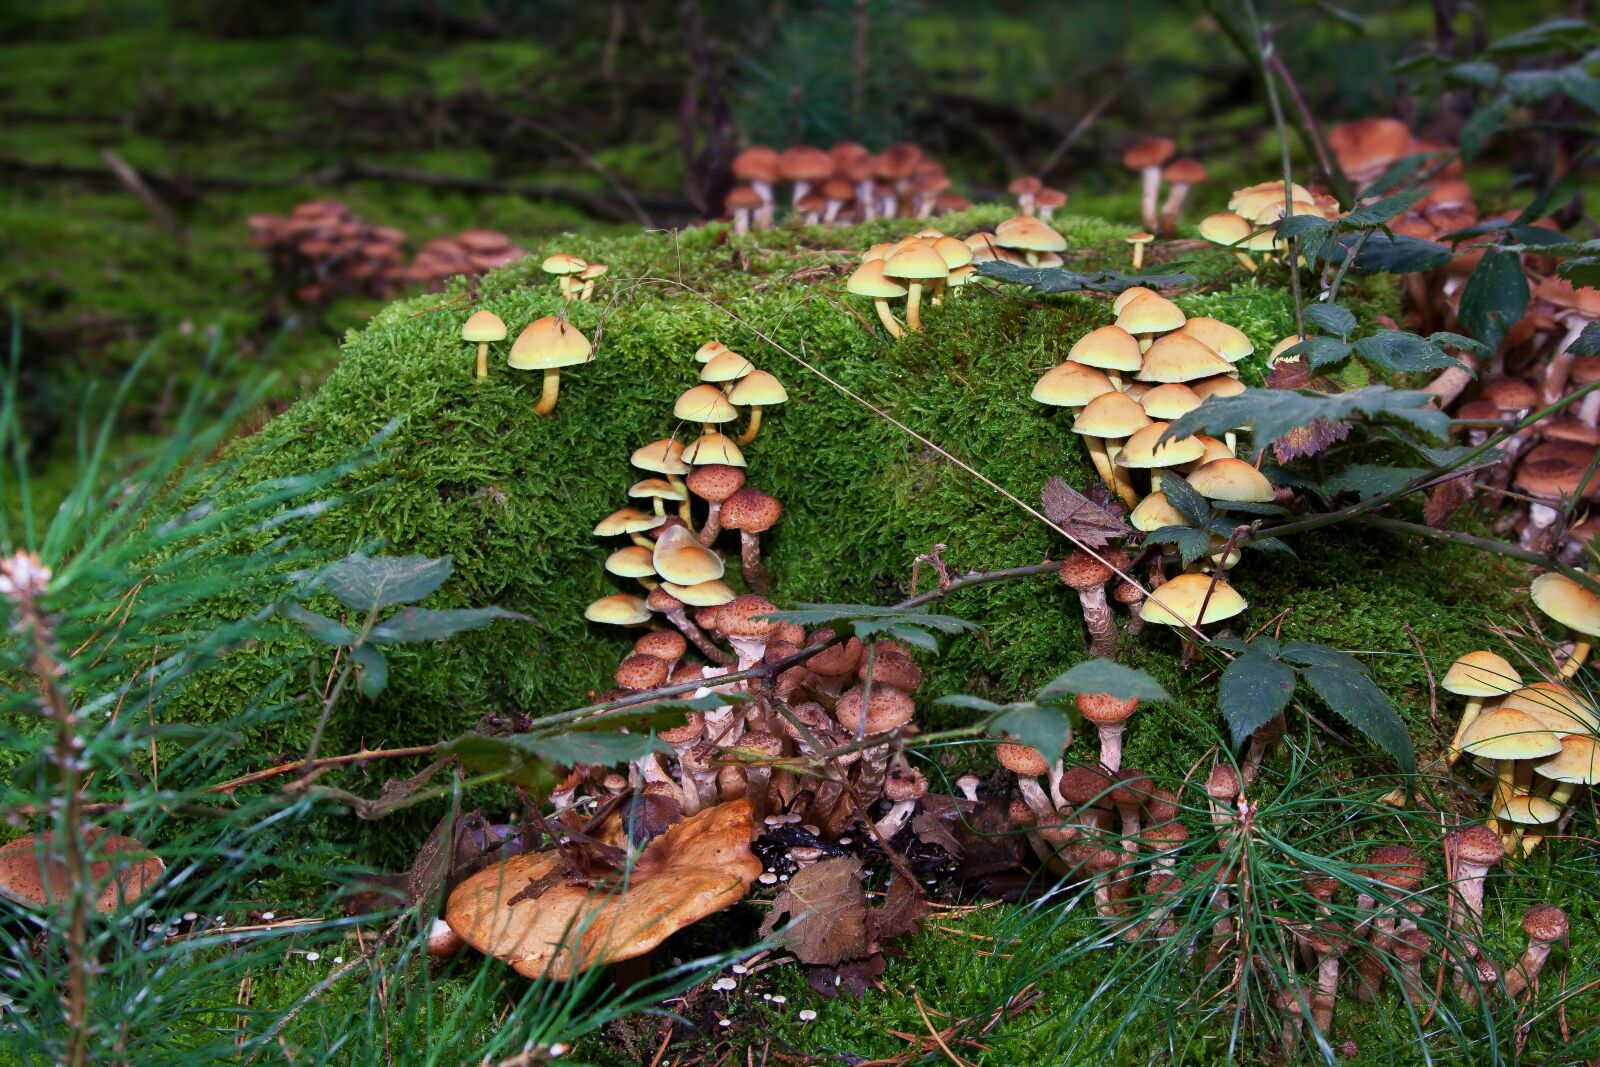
[
  {"left": 646, "top": 586, "right": 733, "bottom": 666},
  {"left": 1299, "top": 921, "right": 1350, "bottom": 1038},
  {"left": 508, "top": 316, "right": 593, "bottom": 415},
  {"left": 1138, "top": 572, "right": 1247, "bottom": 637},
  {"left": 883, "top": 240, "right": 948, "bottom": 332},
  {"left": 726, "top": 185, "right": 763, "bottom": 235},
  {"left": 835, "top": 684, "right": 916, "bottom": 800},
  {"left": 728, "top": 370, "right": 788, "bottom": 444},
  {"left": 1138, "top": 335, "right": 1232, "bottom": 385},
  {"left": 634, "top": 629, "right": 688, "bottom": 671},
  {"left": 700, "top": 348, "right": 754, "bottom": 391},
  {"left": 1115, "top": 292, "right": 1185, "bottom": 354},
  {"left": 1503, "top": 904, "right": 1567, "bottom": 999},
  {"left": 803, "top": 630, "right": 864, "bottom": 700},
  {"left": 1442, "top": 650, "right": 1522, "bottom": 766},
  {"left": 685, "top": 464, "right": 746, "bottom": 546},
  {"left": 1113, "top": 581, "right": 1146, "bottom": 635},
  {"left": 1035, "top": 188, "right": 1067, "bottom": 221},
  {"left": 682, "top": 432, "right": 746, "bottom": 469},
  {"left": 1007, "top": 175, "right": 1043, "bottom": 216},
  {"left": 461, "top": 310, "right": 506, "bottom": 380},
  {"left": 873, "top": 765, "right": 928, "bottom": 842},
  {"left": 1125, "top": 232, "right": 1154, "bottom": 270},
  {"left": 729, "top": 731, "right": 785, "bottom": 823},
  {"left": 1121, "top": 136, "right": 1176, "bottom": 233},
  {"left": 1355, "top": 845, "right": 1424, "bottom": 940},
  {"left": 632, "top": 437, "right": 694, "bottom": 524},
  {"left": 629, "top": 477, "right": 687, "bottom": 519},
  {"left": 445, "top": 799, "right": 762, "bottom": 979},
  {"left": 1205, "top": 762, "right": 1239, "bottom": 830},
  {"left": 999, "top": 742, "right": 1055, "bottom": 820},
  {"left": 1058, "top": 549, "right": 1123, "bottom": 660},
  {"left": 714, "top": 594, "right": 778, "bottom": 671},
  {"left": 847, "top": 259, "right": 909, "bottom": 338},
  {"left": 577, "top": 263, "right": 607, "bottom": 302},
  {"left": 1109, "top": 769, "right": 1150, "bottom": 854},
  {"left": 1458, "top": 707, "right": 1560, "bottom": 835},
  {"left": 777, "top": 145, "right": 834, "bottom": 209},
  {"left": 674, "top": 384, "right": 739, "bottom": 435},
  {"left": 994, "top": 215, "right": 1067, "bottom": 267},
  {"left": 1069, "top": 324, "right": 1143, "bottom": 391},
  {"left": 1198, "top": 212, "right": 1259, "bottom": 271},
  {"left": 0, "top": 831, "right": 164, "bottom": 913},
  {"left": 615, "top": 653, "right": 669, "bottom": 693},
  {"left": 1031, "top": 360, "right": 1116, "bottom": 483},
  {"left": 1442, "top": 823, "right": 1504, "bottom": 941},
  {"left": 1158, "top": 157, "right": 1207, "bottom": 234},
  {"left": 1515, "top": 458, "right": 1586, "bottom": 552},
  {"left": 541, "top": 252, "right": 587, "bottom": 299},
  {"left": 731, "top": 147, "right": 781, "bottom": 227},
  {"left": 1535, "top": 733, "right": 1599, "bottom": 810},
  {"left": 1530, "top": 572, "right": 1600, "bottom": 677},
  {"left": 584, "top": 593, "right": 653, "bottom": 628},
  {"left": 652, "top": 524, "right": 726, "bottom": 589},
  {"left": 719, "top": 488, "right": 781, "bottom": 595},
  {"left": 1173, "top": 317, "right": 1254, "bottom": 365},
  {"left": 1075, "top": 692, "right": 1140, "bottom": 774},
  {"left": 1073, "top": 390, "right": 1151, "bottom": 508},
  {"left": 1117, "top": 421, "right": 1206, "bottom": 495},
  {"left": 1537, "top": 277, "right": 1600, "bottom": 404}
]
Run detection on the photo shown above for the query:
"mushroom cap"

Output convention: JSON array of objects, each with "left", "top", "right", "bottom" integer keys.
[
  {"left": 0, "top": 831, "right": 164, "bottom": 913},
  {"left": 720, "top": 487, "right": 781, "bottom": 533},
  {"left": 616, "top": 653, "right": 670, "bottom": 689},
  {"left": 1326, "top": 117, "right": 1413, "bottom": 177},
  {"left": 579, "top": 263, "right": 608, "bottom": 280},
  {"left": 807, "top": 630, "right": 864, "bottom": 677},
  {"left": 1531, "top": 572, "right": 1600, "bottom": 636},
  {"left": 1481, "top": 376, "right": 1539, "bottom": 411},
  {"left": 1443, "top": 823, "right": 1504, "bottom": 867},
  {"left": 1057, "top": 762, "right": 1113, "bottom": 806},
  {"left": 635, "top": 630, "right": 688, "bottom": 662},
  {"left": 835, "top": 684, "right": 916, "bottom": 735},
  {"left": 1118, "top": 422, "right": 1205, "bottom": 468},
  {"left": 541, "top": 252, "right": 588, "bottom": 277},
  {"left": 685, "top": 464, "right": 746, "bottom": 503},
  {"left": 1125, "top": 232, "right": 1154, "bottom": 246},
  {"left": 682, "top": 433, "right": 746, "bottom": 467},
  {"left": 778, "top": 145, "right": 835, "bottom": 183},
  {"left": 1494, "top": 793, "right": 1563, "bottom": 826},
  {"left": 605, "top": 544, "right": 657, "bottom": 579},
  {"left": 1206, "top": 762, "right": 1239, "bottom": 800},
  {"left": 594, "top": 507, "right": 666, "bottom": 537},
  {"left": 1162, "top": 157, "right": 1207, "bottom": 184},
  {"left": 1174, "top": 318, "right": 1252, "bottom": 362},
  {"left": 1441, "top": 650, "right": 1521, "bottom": 698},
  {"left": 1516, "top": 457, "right": 1587, "bottom": 500},
  {"left": 1058, "top": 549, "right": 1114, "bottom": 591},
  {"left": 1007, "top": 175, "right": 1044, "bottom": 196},
  {"left": 883, "top": 240, "right": 951, "bottom": 282},
  {"left": 1459, "top": 707, "right": 1561, "bottom": 760},
  {"left": 1116, "top": 293, "right": 1186, "bottom": 336},
  {"left": 659, "top": 710, "right": 706, "bottom": 745},
  {"left": 997, "top": 742, "right": 1050, "bottom": 776},
  {"left": 1035, "top": 187, "right": 1068, "bottom": 210},
  {"left": 884, "top": 766, "right": 928, "bottom": 803},
  {"left": 726, "top": 184, "right": 764, "bottom": 211},
  {"left": 1032, "top": 361, "right": 1115, "bottom": 408},
  {"left": 632, "top": 438, "right": 690, "bottom": 476},
  {"left": 731, "top": 146, "right": 781, "bottom": 183},
  {"left": 675, "top": 384, "right": 739, "bottom": 424},
  {"left": 585, "top": 593, "right": 653, "bottom": 625},
  {"left": 994, "top": 216, "right": 1068, "bottom": 253},
  {"left": 1139, "top": 383, "right": 1203, "bottom": 420},
  {"left": 861, "top": 645, "right": 922, "bottom": 691},
  {"left": 1122, "top": 136, "right": 1176, "bottom": 169},
  {"left": 1137, "top": 335, "right": 1234, "bottom": 383},
  {"left": 1069, "top": 326, "right": 1144, "bottom": 373},
  {"left": 1197, "top": 212, "right": 1252, "bottom": 247},
  {"left": 629, "top": 477, "right": 687, "bottom": 503},
  {"left": 462, "top": 310, "right": 507, "bottom": 343},
  {"left": 717, "top": 594, "right": 778, "bottom": 639},
  {"left": 695, "top": 340, "right": 731, "bottom": 364},
  {"left": 1138, "top": 572, "right": 1247, "bottom": 627},
  {"left": 728, "top": 370, "right": 787, "bottom": 407},
  {"left": 1130, "top": 491, "right": 1187, "bottom": 532},
  {"left": 1358, "top": 845, "right": 1424, "bottom": 890},
  {"left": 1112, "top": 286, "right": 1156, "bottom": 315},
  {"left": 1190, "top": 375, "right": 1247, "bottom": 401},
  {"left": 445, "top": 798, "right": 761, "bottom": 979},
  {"left": 652, "top": 524, "right": 726, "bottom": 585},
  {"left": 1074, "top": 391, "right": 1152, "bottom": 438},
  {"left": 1076, "top": 692, "right": 1140, "bottom": 727},
  {"left": 508, "top": 317, "right": 593, "bottom": 370},
  {"left": 932, "top": 236, "right": 974, "bottom": 269},
  {"left": 1500, "top": 682, "right": 1598, "bottom": 737},
  {"left": 1270, "top": 335, "right": 1309, "bottom": 363},
  {"left": 646, "top": 586, "right": 685, "bottom": 613},
  {"left": 1187, "top": 457, "right": 1275, "bottom": 502},
  {"left": 700, "top": 350, "right": 755, "bottom": 384},
  {"left": 1521, "top": 903, "right": 1569, "bottom": 943},
  {"left": 1535, "top": 734, "right": 1600, "bottom": 784},
  {"left": 660, "top": 578, "right": 736, "bottom": 607},
  {"left": 847, "top": 259, "right": 909, "bottom": 299}
]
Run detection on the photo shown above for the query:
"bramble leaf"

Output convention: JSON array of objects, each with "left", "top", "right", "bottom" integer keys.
[
  {"left": 1037, "top": 659, "right": 1171, "bottom": 704},
  {"left": 323, "top": 553, "right": 454, "bottom": 612},
  {"left": 1218, "top": 653, "right": 1297, "bottom": 748}
]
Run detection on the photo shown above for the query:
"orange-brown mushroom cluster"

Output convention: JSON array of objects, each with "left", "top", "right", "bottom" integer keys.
[
  {"left": 726, "top": 142, "right": 967, "bottom": 232},
  {"left": 407, "top": 228, "right": 528, "bottom": 291},
  {"left": 247, "top": 199, "right": 408, "bottom": 305}
]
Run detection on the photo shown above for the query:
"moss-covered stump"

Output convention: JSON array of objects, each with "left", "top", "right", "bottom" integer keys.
[{"left": 174, "top": 207, "right": 1509, "bottom": 864}]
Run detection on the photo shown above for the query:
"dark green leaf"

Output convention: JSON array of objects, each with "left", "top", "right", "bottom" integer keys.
[
  {"left": 282, "top": 604, "right": 358, "bottom": 645},
  {"left": 1322, "top": 465, "right": 1428, "bottom": 499},
  {"left": 528, "top": 731, "right": 670, "bottom": 767},
  {"left": 1144, "top": 525, "right": 1213, "bottom": 568},
  {"left": 1280, "top": 641, "right": 1369, "bottom": 675},
  {"left": 1209, "top": 636, "right": 1254, "bottom": 654},
  {"left": 989, "top": 703, "right": 1074, "bottom": 758},
  {"left": 977, "top": 261, "right": 1196, "bottom": 293},
  {"left": 1300, "top": 666, "right": 1416, "bottom": 772},
  {"left": 1488, "top": 19, "right": 1592, "bottom": 55},
  {"left": 324, "top": 554, "right": 453, "bottom": 613},
  {"left": 1166, "top": 387, "right": 1451, "bottom": 447},
  {"left": 440, "top": 734, "right": 561, "bottom": 794},
  {"left": 353, "top": 645, "right": 388, "bottom": 699},
  {"left": 1460, "top": 96, "right": 1510, "bottom": 161},
  {"left": 767, "top": 604, "right": 978, "bottom": 652},
  {"left": 367, "top": 606, "right": 527, "bottom": 644},
  {"left": 1342, "top": 188, "right": 1428, "bottom": 227},
  {"left": 1277, "top": 214, "right": 1333, "bottom": 243},
  {"left": 1157, "top": 473, "right": 1213, "bottom": 527},
  {"left": 1243, "top": 536, "right": 1296, "bottom": 556},
  {"left": 1304, "top": 303, "right": 1358, "bottom": 340},
  {"left": 1218, "top": 653, "right": 1297, "bottom": 748},
  {"left": 1459, "top": 250, "right": 1530, "bottom": 352},
  {"left": 1353, "top": 332, "right": 1465, "bottom": 373},
  {"left": 1449, "top": 61, "right": 1502, "bottom": 89},
  {"left": 1358, "top": 153, "right": 1434, "bottom": 199},
  {"left": 1560, "top": 67, "right": 1600, "bottom": 113},
  {"left": 1559, "top": 257, "right": 1600, "bottom": 289},
  {"left": 935, "top": 694, "right": 1025, "bottom": 715},
  {"left": 1505, "top": 69, "right": 1564, "bottom": 103},
  {"left": 1209, "top": 499, "right": 1287, "bottom": 516},
  {"left": 1037, "top": 659, "right": 1172, "bottom": 703},
  {"left": 1281, "top": 336, "right": 1354, "bottom": 368},
  {"left": 1427, "top": 331, "right": 1492, "bottom": 357},
  {"left": 1570, "top": 321, "right": 1600, "bottom": 357},
  {"left": 1331, "top": 232, "right": 1453, "bottom": 274}
]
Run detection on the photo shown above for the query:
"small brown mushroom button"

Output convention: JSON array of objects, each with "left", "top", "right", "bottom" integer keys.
[{"left": 685, "top": 463, "right": 747, "bottom": 546}]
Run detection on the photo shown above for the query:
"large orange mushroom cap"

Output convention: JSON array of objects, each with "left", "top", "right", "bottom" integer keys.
[
  {"left": 0, "top": 831, "right": 164, "bottom": 913},
  {"left": 445, "top": 799, "right": 761, "bottom": 980}
]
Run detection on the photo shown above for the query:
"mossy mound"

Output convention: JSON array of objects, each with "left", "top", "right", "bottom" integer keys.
[{"left": 173, "top": 206, "right": 1500, "bottom": 865}]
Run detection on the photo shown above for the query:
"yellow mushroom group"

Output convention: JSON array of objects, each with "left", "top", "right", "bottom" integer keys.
[
  {"left": 1198, "top": 180, "right": 1341, "bottom": 271},
  {"left": 541, "top": 252, "right": 607, "bottom": 301}
]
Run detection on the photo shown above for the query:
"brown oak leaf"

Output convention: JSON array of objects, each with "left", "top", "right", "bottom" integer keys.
[
  {"left": 759, "top": 856, "right": 869, "bottom": 965},
  {"left": 1041, "top": 477, "right": 1131, "bottom": 548},
  {"left": 1423, "top": 472, "right": 1475, "bottom": 528}
]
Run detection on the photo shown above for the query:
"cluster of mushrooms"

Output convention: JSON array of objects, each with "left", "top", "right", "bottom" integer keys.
[
  {"left": 1118, "top": 136, "right": 1209, "bottom": 237},
  {"left": 408, "top": 228, "right": 528, "bottom": 291},
  {"left": 246, "top": 199, "right": 409, "bottom": 305},
  {"left": 457, "top": 310, "right": 593, "bottom": 413},
  {"left": 845, "top": 215, "right": 1065, "bottom": 336},
  {"left": 1196, "top": 179, "right": 1342, "bottom": 271},
  {"left": 539, "top": 251, "right": 608, "bottom": 302},
  {"left": 725, "top": 142, "right": 968, "bottom": 233},
  {"left": 1444, "top": 572, "right": 1600, "bottom": 854}
]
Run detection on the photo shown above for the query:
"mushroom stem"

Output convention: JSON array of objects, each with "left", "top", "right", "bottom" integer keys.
[
  {"left": 905, "top": 282, "right": 924, "bottom": 331},
  {"left": 1312, "top": 953, "right": 1340, "bottom": 1035},
  {"left": 1139, "top": 166, "right": 1161, "bottom": 232},
  {"left": 1558, "top": 637, "right": 1591, "bottom": 678},
  {"left": 1076, "top": 585, "right": 1119, "bottom": 660},
  {"left": 873, "top": 799, "right": 917, "bottom": 842},
  {"left": 1446, "top": 697, "right": 1486, "bottom": 766},
  {"left": 1490, "top": 759, "right": 1516, "bottom": 832},
  {"left": 1083, "top": 435, "right": 1119, "bottom": 495},
  {"left": 739, "top": 530, "right": 771, "bottom": 595},
  {"left": 1131, "top": 242, "right": 1147, "bottom": 270},
  {"left": 1541, "top": 317, "right": 1589, "bottom": 403},
  {"left": 628, "top": 532, "right": 656, "bottom": 550},
  {"left": 872, "top": 297, "right": 905, "bottom": 338},
  {"left": 1015, "top": 777, "right": 1055, "bottom": 820},
  {"left": 580, "top": 278, "right": 596, "bottom": 302},
  {"left": 533, "top": 369, "right": 562, "bottom": 415},
  {"left": 1232, "top": 250, "right": 1257, "bottom": 272},
  {"left": 476, "top": 342, "right": 490, "bottom": 379},
  {"left": 697, "top": 503, "right": 723, "bottom": 546},
  {"left": 667, "top": 474, "right": 693, "bottom": 524},
  {"left": 736, "top": 407, "right": 764, "bottom": 445},
  {"left": 1104, "top": 442, "right": 1139, "bottom": 510},
  {"left": 1096, "top": 723, "right": 1126, "bottom": 774},
  {"left": 1159, "top": 183, "right": 1191, "bottom": 234},
  {"left": 665, "top": 608, "right": 735, "bottom": 666}
]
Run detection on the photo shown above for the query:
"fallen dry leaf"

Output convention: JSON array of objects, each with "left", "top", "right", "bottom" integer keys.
[
  {"left": 1041, "top": 477, "right": 1130, "bottom": 548},
  {"left": 760, "top": 855, "right": 869, "bottom": 966},
  {"left": 806, "top": 952, "right": 887, "bottom": 998},
  {"left": 1424, "top": 472, "right": 1474, "bottom": 528}
]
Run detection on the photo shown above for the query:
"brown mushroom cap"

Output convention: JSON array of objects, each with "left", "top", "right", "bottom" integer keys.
[
  {"left": 1076, "top": 692, "right": 1140, "bottom": 727},
  {"left": 717, "top": 594, "right": 779, "bottom": 640},
  {"left": 1059, "top": 549, "right": 1116, "bottom": 591},
  {"left": 634, "top": 630, "right": 688, "bottom": 663},
  {"left": 1521, "top": 903, "right": 1569, "bottom": 943},
  {"left": 1358, "top": 845, "right": 1424, "bottom": 891},
  {"left": 732, "top": 146, "right": 781, "bottom": 184},
  {"left": 861, "top": 646, "right": 922, "bottom": 692},
  {"left": 1122, "top": 137, "right": 1177, "bottom": 170},
  {"left": 685, "top": 464, "right": 746, "bottom": 504},
  {"left": 1057, "top": 763, "right": 1113, "bottom": 806},
  {"left": 659, "top": 711, "right": 705, "bottom": 745},
  {"left": 997, "top": 742, "right": 1050, "bottom": 776},
  {"left": 1443, "top": 824, "right": 1504, "bottom": 868},
  {"left": 1205, "top": 763, "right": 1240, "bottom": 802},
  {"left": 807, "top": 630, "right": 864, "bottom": 678},
  {"left": 0, "top": 831, "right": 165, "bottom": 913},
  {"left": 720, "top": 488, "right": 782, "bottom": 534},
  {"left": 445, "top": 799, "right": 761, "bottom": 979},
  {"left": 615, "top": 653, "right": 670, "bottom": 690},
  {"left": 884, "top": 766, "right": 928, "bottom": 803},
  {"left": 835, "top": 685, "right": 916, "bottom": 735}
]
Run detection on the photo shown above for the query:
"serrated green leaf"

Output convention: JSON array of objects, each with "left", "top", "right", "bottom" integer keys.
[
  {"left": 767, "top": 604, "right": 977, "bottom": 637},
  {"left": 989, "top": 704, "right": 1074, "bottom": 758},
  {"left": 528, "top": 732, "right": 670, "bottom": 767},
  {"left": 1343, "top": 188, "right": 1429, "bottom": 227},
  {"left": 1279, "top": 641, "right": 1369, "bottom": 675},
  {"left": 1357, "top": 153, "right": 1434, "bottom": 199},
  {"left": 1282, "top": 336, "right": 1355, "bottom": 368},
  {"left": 1461, "top": 96, "right": 1511, "bottom": 160},
  {"left": 1243, "top": 536, "right": 1296, "bottom": 556},
  {"left": 1209, "top": 499, "right": 1287, "bottom": 516},
  {"left": 322, "top": 554, "right": 453, "bottom": 613},
  {"left": 935, "top": 694, "right": 1025, "bottom": 715},
  {"left": 1352, "top": 331, "right": 1465, "bottom": 373},
  {"left": 1559, "top": 257, "right": 1600, "bottom": 289},
  {"left": 1299, "top": 666, "right": 1416, "bottom": 772},
  {"left": 1277, "top": 214, "right": 1332, "bottom": 243},
  {"left": 1570, "top": 321, "right": 1600, "bottom": 357},
  {"left": 439, "top": 734, "right": 561, "bottom": 794},
  {"left": 1157, "top": 473, "right": 1213, "bottom": 527},
  {"left": 1218, "top": 653, "right": 1297, "bottom": 748},
  {"left": 367, "top": 606, "right": 527, "bottom": 644},
  {"left": 282, "top": 603, "right": 358, "bottom": 645},
  {"left": 977, "top": 261, "right": 1196, "bottom": 293},
  {"left": 1332, "top": 232, "right": 1453, "bottom": 274},
  {"left": 1143, "top": 525, "right": 1213, "bottom": 568},
  {"left": 1321, "top": 465, "right": 1427, "bottom": 500},
  {"left": 352, "top": 645, "right": 388, "bottom": 699},
  {"left": 1037, "top": 659, "right": 1171, "bottom": 704},
  {"left": 1459, "top": 249, "right": 1531, "bottom": 352},
  {"left": 1166, "top": 387, "right": 1451, "bottom": 448},
  {"left": 1427, "top": 331, "right": 1492, "bottom": 357},
  {"left": 1304, "top": 303, "right": 1358, "bottom": 339}
]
